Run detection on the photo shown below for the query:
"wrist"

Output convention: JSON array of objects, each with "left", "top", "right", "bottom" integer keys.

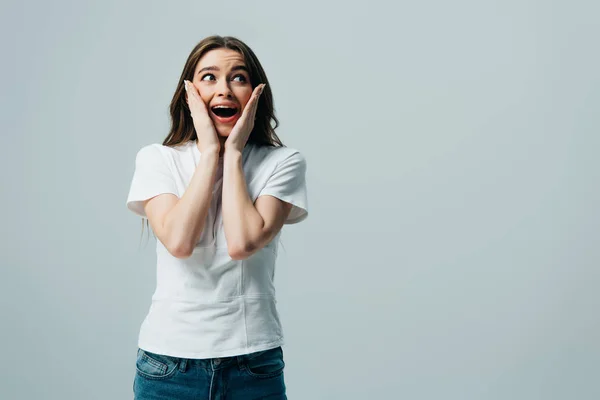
[
  {"left": 224, "top": 144, "right": 244, "bottom": 156},
  {"left": 198, "top": 147, "right": 220, "bottom": 162},
  {"left": 197, "top": 141, "right": 220, "bottom": 153},
  {"left": 223, "top": 147, "right": 243, "bottom": 167}
]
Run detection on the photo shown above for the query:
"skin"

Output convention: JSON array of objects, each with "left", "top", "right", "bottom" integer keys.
[
  {"left": 143, "top": 48, "right": 292, "bottom": 260},
  {"left": 185, "top": 48, "right": 264, "bottom": 155}
]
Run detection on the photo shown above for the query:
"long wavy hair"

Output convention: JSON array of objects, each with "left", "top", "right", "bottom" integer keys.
[
  {"left": 162, "top": 35, "right": 283, "bottom": 148},
  {"left": 140, "top": 36, "right": 283, "bottom": 244}
]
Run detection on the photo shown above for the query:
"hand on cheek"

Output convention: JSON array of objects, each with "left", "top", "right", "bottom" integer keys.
[{"left": 224, "top": 84, "right": 266, "bottom": 152}]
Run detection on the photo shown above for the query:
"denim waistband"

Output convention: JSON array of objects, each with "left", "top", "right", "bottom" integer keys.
[
  {"left": 181, "top": 353, "right": 239, "bottom": 371},
  {"left": 139, "top": 346, "right": 281, "bottom": 373}
]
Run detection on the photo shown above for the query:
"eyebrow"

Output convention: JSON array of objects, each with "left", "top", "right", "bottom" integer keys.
[{"left": 197, "top": 65, "right": 249, "bottom": 74}]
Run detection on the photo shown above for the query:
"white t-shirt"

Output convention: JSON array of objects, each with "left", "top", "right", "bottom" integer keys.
[{"left": 126, "top": 139, "right": 308, "bottom": 359}]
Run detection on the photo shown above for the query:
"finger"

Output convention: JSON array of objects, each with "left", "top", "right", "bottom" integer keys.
[
  {"left": 185, "top": 81, "right": 195, "bottom": 99},
  {"left": 185, "top": 80, "right": 200, "bottom": 102},
  {"left": 185, "top": 80, "right": 208, "bottom": 115},
  {"left": 250, "top": 84, "right": 265, "bottom": 116},
  {"left": 184, "top": 81, "right": 191, "bottom": 104},
  {"left": 243, "top": 84, "right": 264, "bottom": 118},
  {"left": 254, "top": 84, "right": 265, "bottom": 101}
]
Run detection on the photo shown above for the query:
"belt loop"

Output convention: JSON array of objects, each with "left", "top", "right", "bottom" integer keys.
[
  {"left": 178, "top": 357, "right": 188, "bottom": 373},
  {"left": 236, "top": 355, "right": 245, "bottom": 370}
]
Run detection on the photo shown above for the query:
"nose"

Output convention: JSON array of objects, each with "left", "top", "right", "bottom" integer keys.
[{"left": 215, "top": 79, "right": 233, "bottom": 98}]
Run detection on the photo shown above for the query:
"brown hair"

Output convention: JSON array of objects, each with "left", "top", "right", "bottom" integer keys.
[
  {"left": 162, "top": 35, "right": 283, "bottom": 148},
  {"left": 140, "top": 36, "right": 283, "bottom": 246}
]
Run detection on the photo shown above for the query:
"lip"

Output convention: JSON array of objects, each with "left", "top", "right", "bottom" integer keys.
[
  {"left": 211, "top": 102, "right": 238, "bottom": 109},
  {"left": 210, "top": 109, "right": 240, "bottom": 124},
  {"left": 210, "top": 101, "right": 240, "bottom": 124}
]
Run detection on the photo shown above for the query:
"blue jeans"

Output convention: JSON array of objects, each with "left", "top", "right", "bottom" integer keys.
[{"left": 133, "top": 346, "right": 287, "bottom": 399}]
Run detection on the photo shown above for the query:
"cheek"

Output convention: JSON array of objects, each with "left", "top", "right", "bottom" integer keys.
[
  {"left": 240, "top": 92, "right": 252, "bottom": 109},
  {"left": 194, "top": 85, "right": 211, "bottom": 105},
  {"left": 238, "top": 90, "right": 253, "bottom": 110}
]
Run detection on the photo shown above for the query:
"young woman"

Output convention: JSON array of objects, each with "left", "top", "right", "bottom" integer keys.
[{"left": 126, "top": 35, "right": 308, "bottom": 399}]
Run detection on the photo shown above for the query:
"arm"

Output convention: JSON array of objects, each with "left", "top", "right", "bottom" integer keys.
[
  {"left": 221, "top": 149, "right": 292, "bottom": 260},
  {"left": 143, "top": 149, "right": 220, "bottom": 258}
]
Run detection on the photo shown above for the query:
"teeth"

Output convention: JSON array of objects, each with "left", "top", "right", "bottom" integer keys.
[{"left": 213, "top": 105, "right": 233, "bottom": 109}]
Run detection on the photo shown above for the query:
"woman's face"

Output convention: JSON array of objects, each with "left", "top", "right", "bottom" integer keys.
[{"left": 192, "top": 48, "right": 253, "bottom": 138}]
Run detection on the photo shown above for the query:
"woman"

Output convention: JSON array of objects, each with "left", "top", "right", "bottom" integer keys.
[{"left": 126, "top": 35, "right": 308, "bottom": 399}]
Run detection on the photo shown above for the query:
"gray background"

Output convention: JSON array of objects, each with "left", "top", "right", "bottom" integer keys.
[{"left": 2, "top": 0, "right": 598, "bottom": 399}]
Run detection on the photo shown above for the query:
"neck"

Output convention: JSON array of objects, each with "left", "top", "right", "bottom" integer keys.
[{"left": 218, "top": 137, "right": 227, "bottom": 157}]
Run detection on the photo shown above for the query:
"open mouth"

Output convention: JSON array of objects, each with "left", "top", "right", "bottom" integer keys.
[{"left": 211, "top": 106, "right": 238, "bottom": 119}]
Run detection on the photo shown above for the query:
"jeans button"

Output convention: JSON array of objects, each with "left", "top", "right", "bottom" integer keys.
[{"left": 214, "top": 358, "right": 221, "bottom": 365}]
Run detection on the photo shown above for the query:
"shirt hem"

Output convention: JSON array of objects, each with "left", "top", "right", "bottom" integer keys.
[{"left": 137, "top": 338, "right": 285, "bottom": 359}]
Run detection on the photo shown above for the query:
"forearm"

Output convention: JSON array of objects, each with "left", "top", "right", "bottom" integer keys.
[
  {"left": 222, "top": 149, "right": 265, "bottom": 257},
  {"left": 163, "top": 150, "right": 219, "bottom": 255}
]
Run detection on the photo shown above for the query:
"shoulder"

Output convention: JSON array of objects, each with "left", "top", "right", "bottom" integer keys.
[
  {"left": 135, "top": 143, "right": 166, "bottom": 159},
  {"left": 248, "top": 144, "right": 306, "bottom": 168},
  {"left": 135, "top": 142, "right": 188, "bottom": 165}
]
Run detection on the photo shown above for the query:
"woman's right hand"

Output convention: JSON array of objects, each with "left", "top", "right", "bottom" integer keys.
[{"left": 184, "top": 80, "right": 220, "bottom": 154}]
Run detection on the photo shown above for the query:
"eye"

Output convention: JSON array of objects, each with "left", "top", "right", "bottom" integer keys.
[
  {"left": 201, "top": 73, "right": 215, "bottom": 81},
  {"left": 232, "top": 74, "right": 247, "bottom": 83}
]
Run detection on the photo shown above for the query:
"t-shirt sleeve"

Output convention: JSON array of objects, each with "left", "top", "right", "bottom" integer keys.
[
  {"left": 257, "top": 150, "right": 309, "bottom": 224},
  {"left": 126, "top": 145, "right": 179, "bottom": 218}
]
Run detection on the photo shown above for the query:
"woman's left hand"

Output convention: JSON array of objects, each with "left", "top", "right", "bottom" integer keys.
[{"left": 224, "top": 84, "right": 266, "bottom": 153}]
